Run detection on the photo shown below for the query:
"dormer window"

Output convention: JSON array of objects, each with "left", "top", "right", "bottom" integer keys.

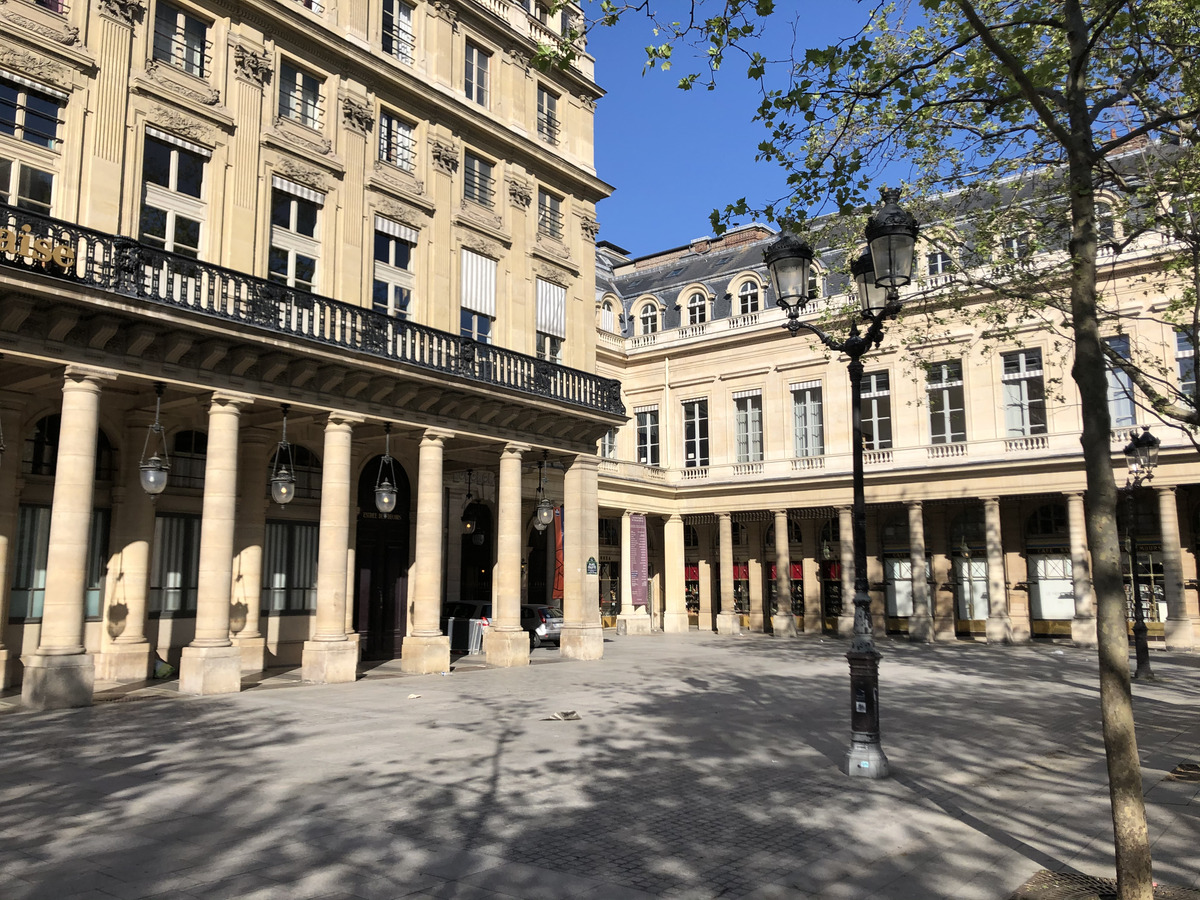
[{"left": 687, "top": 291, "right": 707, "bottom": 325}]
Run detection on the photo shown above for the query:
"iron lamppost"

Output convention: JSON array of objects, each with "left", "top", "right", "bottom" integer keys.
[
  {"left": 764, "top": 187, "right": 919, "bottom": 779},
  {"left": 1122, "top": 425, "right": 1160, "bottom": 681}
]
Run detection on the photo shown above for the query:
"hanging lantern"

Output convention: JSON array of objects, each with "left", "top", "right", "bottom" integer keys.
[
  {"left": 270, "top": 404, "right": 296, "bottom": 505},
  {"left": 139, "top": 382, "right": 170, "bottom": 497},
  {"left": 462, "top": 469, "right": 477, "bottom": 534},
  {"left": 534, "top": 453, "right": 555, "bottom": 532},
  {"left": 375, "top": 423, "right": 398, "bottom": 514}
]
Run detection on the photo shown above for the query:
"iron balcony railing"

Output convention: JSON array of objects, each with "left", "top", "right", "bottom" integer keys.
[{"left": 0, "top": 202, "right": 625, "bottom": 416}]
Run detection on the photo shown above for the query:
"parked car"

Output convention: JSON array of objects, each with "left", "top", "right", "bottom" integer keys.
[{"left": 521, "top": 604, "right": 564, "bottom": 648}]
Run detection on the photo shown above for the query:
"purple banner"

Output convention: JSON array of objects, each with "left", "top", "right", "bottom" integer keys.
[{"left": 630, "top": 514, "right": 649, "bottom": 608}]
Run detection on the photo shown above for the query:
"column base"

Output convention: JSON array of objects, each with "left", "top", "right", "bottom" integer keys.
[
  {"left": 483, "top": 629, "right": 530, "bottom": 667},
  {"left": 845, "top": 740, "right": 890, "bottom": 779},
  {"left": 400, "top": 634, "right": 450, "bottom": 675},
  {"left": 21, "top": 653, "right": 95, "bottom": 710},
  {"left": 662, "top": 612, "right": 690, "bottom": 633},
  {"left": 837, "top": 614, "right": 855, "bottom": 637},
  {"left": 0, "top": 648, "right": 10, "bottom": 690},
  {"left": 179, "top": 645, "right": 243, "bottom": 695},
  {"left": 97, "top": 643, "right": 152, "bottom": 683},
  {"left": 716, "top": 611, "right": 741, "bottom": 636},
  {"left": 748, "top": 612, "right": 765, "bottom": 633},
  {"left": 1165, "top": 616, "right": 1197, "bottom": 652},
  {"left": 301, "top": 639, "right": 358, "bottom": 683},
  {"left": 234, "top": 635, "right": 266, "bottom": 674},
  {"left": 772, "top": 614, "right": 798, "bottom": 637},
  {"left": 1071, "top": 616, "right": 1098, "bottom": 649},
  {"left": 908, "top": 614, "right": 935, "bottom": 643},
  {"left": 933, "top": 615, "right": 956, "bottom": 641},
  {"left": 560, "top": 624, "right": 604, "bottom": 660},
  {"left": 616, "top": 612, "right": 653, "bottom": 636},
  {"left": 986, "top": 615, "right": 1013, "bottom": 644}
]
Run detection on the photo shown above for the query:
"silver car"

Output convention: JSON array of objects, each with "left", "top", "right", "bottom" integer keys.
[{"left": 521, "top": 604, "right": 563, "bottom": 648}]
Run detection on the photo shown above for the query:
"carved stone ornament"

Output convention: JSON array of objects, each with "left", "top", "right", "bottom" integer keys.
[
  {"left": 582, "top": 97, "right": 597, "bottom": 113},
  {"left": 430, "top": 139, "right": 459, "bottom": 175},
  {"left": 99, "top": 0, "right": 145, "bottom": 27},
  {"left": 233, "top": 44, "right": 272, "bottom": 86},
  {"left": 341, "top": 96, "right": 374, "bottom": 136},
  {"left": 536, "top": 230, "right": 571, "bottom": 260},
  {"left": 272, "top": 118, "right": 333, "bottom": 155},
  {"left": 375, "top": 199, "right": 424, "bottom": 228},
  {"left": 0, "top": 42, "right": 70, "bottom": 87},
  {"left": 277, "top": 159, "right": 328, "bottom": 192},
  {"left": 144, "top": 60, "right": 221, "bottom": 106},
  {"left": 148, "top": 106, "right": 214, "bottom": 143},
  {"left": 430, "top": 0, "right": 458, "bottom": 30},
  {"left": 460, "top": 234, "right": 502, "bottom": 259},
  {"left": 535, "top": 263, "right": 568, "bottom": 286},
  {"left": 581, "top": 217, "right": 600, "bottom": 242},
  {"left": 372, "top": 160, "right": 425, "bottom": 196},
  {"left": 0, "top": 7, "right": 80, "bottom": 45},
  {"left": 507, "top": 178, "right": 532, "bottom": 209}
]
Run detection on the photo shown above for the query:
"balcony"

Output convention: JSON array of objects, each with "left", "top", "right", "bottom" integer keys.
[{"left": 0, "top": 203, "right": 624, "bottom": 418}]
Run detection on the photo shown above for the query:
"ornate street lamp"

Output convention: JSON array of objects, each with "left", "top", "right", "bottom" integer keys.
[
  {"left": 534, "top": 452, "right": 555, "bottom": 532},
  {"left": 139, "top": 382, "right": 170, "bottom": 498},
  {"left": 462, "top": 469, "right": 477, "bottom": 535},
  {"left": 765, "top": 186, "right": 919, "bottom": 780},
  {"left": 269, "top": 404, "right": 296, "bottom": 506},
  {"left": 1122, "top": 425, "right": 1160, "bottom": 681},
  {"left": 374, "top": 423, "right": 399, "bottom": 514}
]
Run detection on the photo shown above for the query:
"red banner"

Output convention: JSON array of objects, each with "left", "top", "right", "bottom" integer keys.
[
  {"left": 685, "top": 564, "right": 699, "bottom": 580},
  {"left": 552, "top": 507, "right": 564, "bottom": 600},
  {"left": 733, "top": 563, "right": 749, "bottom": 579}
]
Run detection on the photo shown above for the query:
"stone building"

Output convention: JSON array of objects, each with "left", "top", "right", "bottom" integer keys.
[
  {"left": 594, "top": 218, "right": 1200, "bottom": 650},
  {"left": 0, "top": 0, "right": 622, "bottom": 709}
]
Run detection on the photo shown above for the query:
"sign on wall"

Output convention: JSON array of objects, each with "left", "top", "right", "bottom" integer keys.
[{"left": 630, "top": 514, "right": 648, "bottom": 608}]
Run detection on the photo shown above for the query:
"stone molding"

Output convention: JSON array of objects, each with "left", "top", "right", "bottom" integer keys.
[
  {"left": 0, "top": 6, "right": 79, "bottom": 45},
  {"left": 341, "top": 95, "right": 374, "bottom": 136},
  {"left": 99, "top": 0, "right": 144, "bottom": 27},
  {"left": 430, "top": 139, "right": 459, "bottom": 175},
  {"left": 148, "top": 106, "right": 216, "bottom": 144},
  {"left": 507, "top": 178, "right": 532, "bottom": 209},
  {"left": 233, "top": 43, "right": 272, "bottom": 86}
]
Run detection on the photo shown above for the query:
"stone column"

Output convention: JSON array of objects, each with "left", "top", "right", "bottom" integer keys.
[
  {"left": 231, "top": 434, "right": 270, "bottom": 673},
  {"left": 838, "top": 506, "right": 855, "bottom": 636},
  {"left": 1002, "top": 501, "right": 1031, "bottom": 641},
  {"left": 698, "top": 554, "right": 714, "bottom": 633},
  {"left": 180, "top": 393, "right": 252, "bottom": 695},
  {"left": 23, "top": 367, "right": 112, "bottom": 709},
  {"left": 927, "top": 506, "right": 956, "bottom": 641},
  {"left": 302, "top": 414, "right": 362, "bottom": 683},
  {"left": 1158, "top": 487, "right": 1195, "bottom": 650},
  {"left": 0, "top": 397, "right": 26, "bottom": 689},
  {"left": 800, "top": 519, "right": 822, "bottom": 634},
  {"left": 401, "top": 429, "right": 453, "bottom": 674},
  {"left": 662, "top": 513, "right": 689, "bottom": 632},
  {"left": 1066, "top": 491, "right": 1097, "bottom": 648},
  {"left": 772, "top": 510, "right": 798, "bottom": 636},
  {"left": 561, "top": 454, "right": 603, "bottom": 659},
  {"left": 747, "top": 531, "right": 765, "bottom": 633},
  {"left": 97, "top": 417, "right": 157, "bottom": 682},
  {"left": 907, "top": 500, "right": 933, "bottom": 641},
  {"left": 984, "top": 497, "right": 1013, "bottom": 643},
  {"left": 485, "top": 443, "right": 531, "bottom": 666},
  {"left": 716, "top": 512, "right": 740, "bottom": 635}
]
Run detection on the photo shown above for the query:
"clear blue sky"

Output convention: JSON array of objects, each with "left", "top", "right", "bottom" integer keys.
[{"left": 587, "top": 4, "right": 861, "bottom": 259}]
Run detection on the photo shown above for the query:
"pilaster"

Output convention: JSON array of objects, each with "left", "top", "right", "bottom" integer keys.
[{"left": 662, "top": 514, "right": 689, "bottom": 633}]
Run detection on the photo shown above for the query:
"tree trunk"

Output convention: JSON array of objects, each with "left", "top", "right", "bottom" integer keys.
[{"left": 1064, "top": 3, "right": 1153, "bottom": 894}]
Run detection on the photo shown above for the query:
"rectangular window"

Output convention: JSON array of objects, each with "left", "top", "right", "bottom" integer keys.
[
  {"left": 537, "top": 85, "right": 559, "bottom": 144},
  {"left": 1105, "top": 335, "right": 1136, "bottom": 428},
  {"left": 460, "top": 308, "right": 492, "bottom": 343},
  {"left": 278, "top": 62, "right": 322, "bottom": 129},
  {"left": 382, "top": 0, "right": 415, "bottom": 64},
  {"left": 465, "top": 42, "right": 490, "bottom": 107},
  {"left": 1002, "top": 233, "right": 1030, "bottom": 259},
  {"left": 149, "top": 514, "right": 201, "bottom": 613},
  {"left": 1002, "top": 348, "right": 1047, "bottom": 437},
  {"left": 463, "top": 152, "right": 495, "bottom": 207},
  {"left": 635, "top": 408, "right": 660, "bottom": 466},
  {"left": 734, "top": 393, "right": 764, "bottom": 463},
  {"left": 536, "top": 332, "right": 562, "bottom": 362},
  {"left": 860, "top": 371, "right": 892, "bottom": 450},
  {"left": 1177, "top": 330, "right": 1195, "bottom": 406},
  {"left": 0, "top": 78, "right": 63, "bottom": 149},
  {"left": 261, "top": 521, "right": 319, "bottom": 612},
  {"left": 927, "top": 250, "right": 951, "bottom": 276},
  {"left": 378, "top": 110, "right": 415, "bottom": 171},
  {"left": 460, "top": 247, "right": 496, "bottom": 343},
  {"left": 268, "top": 181, "right": 322, "bottom": 291},
  {"left": 140, "top": 133, "right": 207, "bottom": 258},
  {"left": 372, "top": 218, "right": 415, "bottom": 319},
  {"left": 0, "top": 157, "right": 54, "bottom": 215},
  {"left": 682, "top": 399, "right": 709, "bottom": 468},
  {"left": 535, "top": 277, "right": 565, "bottom": 361},
  {"left": 599, "top": 427, "right": 617, "bottom": 459},
  {"left": 927, "top": 360, "right": 966, "bottom": 444},
  {"left": 153, "top": 2, "right": 208, "bottom": 78},
  {"left": 791, "top": 381, "right": 824, "bottom": 457},
  {"left": 538, "top": 189, "right": 563, "bottom": 240},
  {"left": 9, "top": 506, "right": 109, "bottom": 620}
]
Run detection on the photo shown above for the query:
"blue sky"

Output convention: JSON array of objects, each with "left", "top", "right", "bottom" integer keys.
[{"left": 587, "top": 4, "right": 858, "bottom": 259}]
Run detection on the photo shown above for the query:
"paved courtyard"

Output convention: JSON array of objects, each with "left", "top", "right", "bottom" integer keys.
[{"left": 1, "top": 632, "right": 1197, "bottom": 900}]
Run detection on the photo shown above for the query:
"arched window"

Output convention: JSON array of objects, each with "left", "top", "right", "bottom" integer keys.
[
  {"left": 684, "top": 524, "right": 699, "bottom": 548},
  {"left": 807, "top": 266, "right": 823, "bottom": 300},
  {"left": 687, "top": 291, "right": 707, "bottom": 325},
  {"left": 22, "top": 415, "right": 114, "bottom": 480},
  {"left": 639, "top": 303, "right": 660, "bottom": 335},
  {"left": 269, "top": 443, "right": 322, "bottom": 500},
  {"left": 1097, "top": 202, "right": 1116, "bottom": 243},
  {"left": 173, "top": 430, "right": 208, "bottom": 489},
  {"left": 600, "top": 299, "right": 616, "bottom": 332},
  {"left": 738, "top": 281, "right": 759, "bottom": 314}
]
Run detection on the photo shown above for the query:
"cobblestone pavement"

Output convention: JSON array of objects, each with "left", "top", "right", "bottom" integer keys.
[{"left": 1, "top": 633, "right": 1197, "bottom": 900}]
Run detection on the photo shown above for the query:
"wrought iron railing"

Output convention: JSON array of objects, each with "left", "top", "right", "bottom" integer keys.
[{"left": 0, "top": 203, "right": 625, "bottom": 416}]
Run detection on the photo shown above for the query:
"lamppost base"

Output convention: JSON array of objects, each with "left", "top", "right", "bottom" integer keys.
[{"left": 845, "top": 740, "right": 890, "bottom": 779}]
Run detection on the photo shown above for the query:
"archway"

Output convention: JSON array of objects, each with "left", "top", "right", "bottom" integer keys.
[
  {"left": 459, "top": 501, "right": 493, "bottom": 606},
  {"left": 354, "top": 456, "right": 412, "bottom": 660}
]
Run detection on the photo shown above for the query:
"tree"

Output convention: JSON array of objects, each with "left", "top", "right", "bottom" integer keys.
[{"left": 548, "top": 1, "right": 1200, "bottom": 897}]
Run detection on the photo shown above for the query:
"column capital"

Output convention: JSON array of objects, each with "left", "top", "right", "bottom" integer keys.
[
  {"left": 63, "top": 365, "right": 117, "bottom": 388},
  {"left": 718, "top": 511, "right": 732, "bottom": 521},
  {"left": 907, "top": 499, "right": 923, "bottom": 511},
  {"left": 664, "top": 512, "right": 682, "bottom": 523},
  {"left": 1154, "top": 484, "right": 1177, "bottom": 497},
  {"left": 324, "top": 411, "right": 364, "bottom": 429},
  {"left": 421, "top": 427, "right": 455, "bottom": 445},
  {"left": 622, "top": 509, "right": 634, "bottom": 519},
  {"left": 564, "top": 453, "right": 600, "bottom": 473},
  {"left": 209, "top": 390, "right": 255, "bottom": 409},
  {"left": 771, "top": 509, "right": 788, "bottom": 518},
  {"left": 1065, "top": 490, "right": 1086, "bottom": 500},
  {"left": 502, "top": 442, "right": 532, "bottom": 457}
]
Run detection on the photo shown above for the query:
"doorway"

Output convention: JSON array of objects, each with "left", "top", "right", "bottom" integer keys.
[{"left": 354, "top": 456, "right": 411, "bottom": 660}]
